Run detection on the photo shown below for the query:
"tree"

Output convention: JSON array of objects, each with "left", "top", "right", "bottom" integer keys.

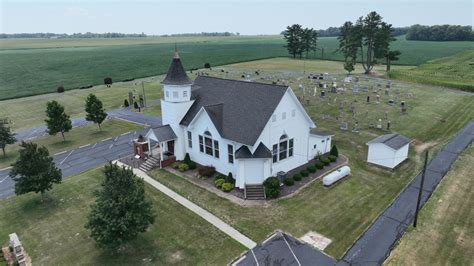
[
  {"left": 330, "top": 145, "right": 339, "bottom": 158},
  {"left": 123, "top": 99, "right": 129, "bottom": 107},
  {"left": 337, "top": 11, "right": 396, "bottom": 74},
  {"left": 301, "top": 28, "right": 318, "bottom": 59},
  {"left": 85, "top": 163, "right": 155, "bottom": 250},
  {"left": 10, "top": 142, "right": 62, "bottom": 199},
  {"left": 0, "top": 118, "right": 16, "bottom": 157},
  {"left": 85, "top": 94, "right": 108, "bottom": 131},
  {"left": 283, "top": 24, "right": 303, "bottom": 58},
  {"left": 45, "top": 101, "right": 72, "bottom": 141},
  {"left": 104, "top": 77, "right": 113, "bottom": 87},
  {"left": 385, "top": 50, "right": 401, "bottom": 71}
]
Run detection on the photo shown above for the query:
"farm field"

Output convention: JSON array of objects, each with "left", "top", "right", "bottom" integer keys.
[
  {"left": 1, "top": 35, "right": 473, "bottom": 100},
  {"left": 143, "top": 58, "right": 474, "bottom": 259},
  {"left": 0, "top": 119, "right": 142, "bottom": 169},
  {"left": 0, "top": 76, "right": 163, "bottom": 131},
  {"left": 0, "top": 167, "right": 246, "bottom": 265},
  {"left": 386, "top": 146, "right": 474, "bottom": 265},
  {"left": 389, "top": 49, "right": 474, "bottom": 91}
]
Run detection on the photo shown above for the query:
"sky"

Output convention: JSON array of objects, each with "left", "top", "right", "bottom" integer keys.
[{"left": 1, "top": 0, "right": 473, "bottom": 35}]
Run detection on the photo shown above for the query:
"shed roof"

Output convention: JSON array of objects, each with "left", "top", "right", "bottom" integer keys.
[
  {"left": 181, "top": 76, "right": 288, "bottom": 146},
  {"left": 147, "top": 125, "right": 177, "bottom": 142},
  {"left": 367, "top": 133, "right": 411, "bottom": 150},
  {"left": 310, "top": 128, "right": 333, "bottom": 137}
]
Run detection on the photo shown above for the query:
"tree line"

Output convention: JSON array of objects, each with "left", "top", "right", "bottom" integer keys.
[
  {"left": 406, "top": 25, "right": 473, "bottom": 41},
  {"left": 283, "top": 24, "right": 318, "bottom": 58},
  {"left": 314, "top": 26, "right": 409, "bottom": 37},
  {"left": 160, "top": 32, "right": 240, "bottom": 37},
  {"left": 0, "top": 32, "right": 147, "bottom": 39}
]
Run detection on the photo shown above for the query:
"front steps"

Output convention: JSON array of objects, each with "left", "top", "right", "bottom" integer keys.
[
  {"left": 139, "top": 157, "right": 160, "bottom": 172},
  {"left": 245, "top": 185, "right": 266, "bottom": 200}
]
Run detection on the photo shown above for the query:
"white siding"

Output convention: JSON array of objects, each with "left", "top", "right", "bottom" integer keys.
[
  {"left": 367, "top": 143, "right": 409, "bottom": 169},
  {"left": 161, "top": 99, "right": 194, "bottom": 160},
  {"left": 308, "top": 135, "right": 332, "bottom": 157},
  {"left": 393, "top": 143, "right": 409, "bottom": 167}
]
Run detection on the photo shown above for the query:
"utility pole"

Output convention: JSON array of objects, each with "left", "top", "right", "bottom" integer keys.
[
  {"left": 141, "top": 81, "right": 147, "bottom": 108},
  {"left": 414, "top": 150, "right": 429, "bottom": 228}
]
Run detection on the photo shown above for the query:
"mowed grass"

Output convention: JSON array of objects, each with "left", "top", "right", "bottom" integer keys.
[
  {"left": 0, "top": 119, "right": 142, "bottom": 169},
  {"left": 1, "top": 35, "right": 473, "bottom": 100},
  {"left": 0, "top": 77, "right": 162, "bottom": 131},
  {"left": 389, "top": 49, "right": 474, "bottom": 91},
  {"left": 0, "top": 167, "right": 246, "bottom": 265},
  {"left": 386, "top": 146, "right": 474, "bottom": 265},
  {"left": 145, "top": 58, "right": 473, "bottom": 259}
]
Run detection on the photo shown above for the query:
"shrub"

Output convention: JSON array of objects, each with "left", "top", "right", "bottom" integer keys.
[
  {"left": 204, "top": 62, "right": 211, "bottom": 68},
  {"left": 301, "top": 170, "right": 309, "bottom": 177},
  {"left": 315, "top": 161, "right": 324, "bottom": 169},
  {"left": 198, "top": 165, "right": 215, "bottom": 177},
  {"left": 328, "top": 155, "right": 337, "bottom": 162},
  {"left": 104, "top": 77, "right": 113, "bottom": 85},
  {"left": 57, "top": 86, "right": 65, "bottom": 93},
  {"left": 320, "top": 157, "right": 330, "bottom": 166},
  {"left": 293, "top": 173, "right": 302, "bottom": 181},
  {"left": 183, "top": 153, "right": 191, "bottom": 164},
  {"left": 171, "top": 161, "right": 181, "bottom": 169},
  {"left": 188, "top": 161, "right": 197, "bottom": 170},
  {"left": 178, "top": 163, "right": 189, "bottom": 172},
  {"left": 307, "top": 165, "right": 317, "bottom": 173},
  {"left": 133, "top": 101, "right": 139, "bottom": 109},
  {"left": 215, "top": 174, "right": 226, "bottom": 180},
  {"left": 124, "top": 99, "right": 129, "bottom": 107},
  {"left": 284, "top": 177, "right": 295, "bottom": 186},
  {"left": 263, "top": 176, "right": 280, "bottom": 199},
  {"left": 214, "top": 178, "right": 225, "bottom": 189},
  {"left": 221, "top": 182, "right": 234, "bottom": 192},
  {"left": 226, "top": 172, "right": 235, "bottom": 185},
  {"left": 330, "top": 145, "right": 339, "bottom": 157}
]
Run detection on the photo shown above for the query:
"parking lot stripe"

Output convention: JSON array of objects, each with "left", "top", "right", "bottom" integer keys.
[{"left": 60, "top": 150, "right": 74, "bottom": 165}]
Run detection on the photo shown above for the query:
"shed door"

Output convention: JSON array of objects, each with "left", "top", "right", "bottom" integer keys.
[{"left": 244, "top": 160, "right": 264, "bottom": 185}]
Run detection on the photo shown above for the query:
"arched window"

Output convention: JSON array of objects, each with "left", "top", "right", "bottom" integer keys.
[
  {"left": 272, "top": 134, "right": 294, "bottom": 163},
  {"left": 198, "top": 131, "right": 219, "bottom": 158}
]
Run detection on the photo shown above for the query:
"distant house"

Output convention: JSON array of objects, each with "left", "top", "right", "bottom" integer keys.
[
  {"left": 145, "top": 49, "right": 333, "bottom": 190},
  {"left": 366, "top": 133, "right": 411, "bottom": 169}
]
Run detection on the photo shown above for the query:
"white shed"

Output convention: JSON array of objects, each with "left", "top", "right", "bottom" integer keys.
[{"left": 366, "top": 133, "right": 411, "bottom": 169}]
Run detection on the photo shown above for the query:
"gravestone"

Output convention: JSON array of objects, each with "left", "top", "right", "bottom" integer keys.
[
  {"left": 331, "top": 86, "right": 337, "bottom": 93},
  {"left": 352, "top": 85, "right": 359, "bottom": 93},
  {"left": 321, "top": 90, "right": 326, "bottom": 97},
  {"left": 377, "top": 119, "right": 382, "bottom": 129},
  {"left": 313, "top": 87, "right": 317, "bottom": 96},
  {"left": 363, "top": 86, "right": 369, "bottom": 93},
  {"left": 355, "top": 77, "right": 359, "bottom": 82},
  {"left": 340, "top": 122, "right": 348, "bottom": 130},
  {"left": 376, "top": 95, "right": 381, "bottom": 103},
  {"left": 139, "top": 95, "right": 144, "bottom": 107},
  {"left": 388, "top": 99, "right": 395, "bottom": 105},
  {"left": 385, "top": 89, "right": 389, "bottom": 96},
  {"left": 367, "top": 96, "right": 370, "bottom": 103},
  {"left": 401, "top": 101, "right": 407, "bottom": 113},
  {"left": 387, "top": 121, "right": 391, "bottom": 130}
]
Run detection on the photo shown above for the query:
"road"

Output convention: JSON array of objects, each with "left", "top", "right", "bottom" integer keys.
[{"left": 1, "top": 108, "right": 162, "bottom": 200}]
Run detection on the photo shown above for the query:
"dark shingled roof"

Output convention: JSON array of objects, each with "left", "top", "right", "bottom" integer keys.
[
  {"left": 310, "top": 128, "right": 333, "bottom": 136},
  {"left": 181, "top": 76, "right": 288, "bottom": 146},
  {"left": 235, "top": 142, "right": 272, "bottom": 159},
  {"left": 161, "top": 50, "right": 192, "bottom": 85},
  {"left": 149, "top": 125, "right": 177, "bottom": 142},
  {"left": 367, "top": 133, "right": 411, "bottom": 150}
]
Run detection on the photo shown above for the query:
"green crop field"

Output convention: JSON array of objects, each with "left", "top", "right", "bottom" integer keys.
[
  {"left": 389, "top": 49, "right": 474, "bottom": 91},
  {"left": 1, "top": 35, "right": 473, "bottom": 100}
]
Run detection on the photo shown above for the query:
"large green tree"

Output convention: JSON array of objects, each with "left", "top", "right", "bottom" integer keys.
[
  {"left": 85, "top": 163, "right": 155, "bottom": 250},
  {"left": 337, "top": 11, "right": 396, "bottom": 74},
  {"left": 45, "top": 100, "right": 72, "bottom": 141},
  {"left": 0, "top": 118, "right": 16, "bottom": 157},
  {"left": 301, "top": 28, "right": 318, "bottom": 59},
  {"left": 385, "top": 50, "right": 401, "bottom": 71},
  {"left": 85, "top": 94, "right": 108, "bottom": 131},
  {"left": 283, "top": 24, "right": 303, "bottom": 58},
  {"left": 10, "top": 142, "right": 62, "bottom": 199}
]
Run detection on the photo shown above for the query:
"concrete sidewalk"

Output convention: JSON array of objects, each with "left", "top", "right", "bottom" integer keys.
[{"left": 114, "top": 161, "right": 257, "bottom": 250}]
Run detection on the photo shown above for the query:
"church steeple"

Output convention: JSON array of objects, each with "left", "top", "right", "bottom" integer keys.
[{"left": 162, "top": 47, "right": 192, "bottom": 85}]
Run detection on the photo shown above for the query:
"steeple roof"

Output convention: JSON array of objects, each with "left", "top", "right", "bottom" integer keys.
[{"left": 162, "top": 48, "right": 192, "bottom": 85}]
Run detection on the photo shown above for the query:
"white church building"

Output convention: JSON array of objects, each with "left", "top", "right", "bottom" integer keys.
[{"left": 146, "top": 50, "right": 332, "bottom": 189}]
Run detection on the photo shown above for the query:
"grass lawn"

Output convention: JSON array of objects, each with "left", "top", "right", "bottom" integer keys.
[
  {"left": 0, "top": 167, "right": 246, "bottom": 265},
  {"left": 143, "top": 57, "right": 473, "bottom": 259},
  {"left": 389, "top": 49, "right": 474, "bottom": 91},
  {"left": 0, "top": 77, "right": 162, "bottom": 131},
  {"left": 0, "top": 119, "right": 142, "bottom": 169},
  {"left": 386, "top": 146, "right": 474, "bottom": 265}
]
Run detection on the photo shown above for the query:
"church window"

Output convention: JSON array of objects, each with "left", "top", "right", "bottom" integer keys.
[
  {"left": 183, "top": 91, "right": 188, "bottom": 97},
  {"left": 187, "top": 131, "right": 192, "bottom": 148},
  {"left": 228, "top": 144, "right": 234, "bottom": 163},
  {"left": 272, "top": 134, "right": 294, "bottom": 163}
]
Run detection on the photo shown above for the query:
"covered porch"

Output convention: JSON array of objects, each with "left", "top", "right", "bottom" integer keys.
[{"left": 143, "top": 125, "right": 178, "bottom": 168}]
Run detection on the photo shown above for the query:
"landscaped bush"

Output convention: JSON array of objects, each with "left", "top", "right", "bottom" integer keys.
[
  {"left": 226, "top": 172, "right": 235, "bottom": 185},
  {"left": 300, "top": 170, "right": 309, "bottom": 177},
  {"left": 263, "top": 176, "right": 280, "bottom": 199},
  {"left": 187, "top": 161, "right": 197, "bottom": 170},
  {"left": 320, "top": 157, "right": 330, "bottom": 166},
  {"left": 133, "top": 101, "right": 139, "bottom": 109},
  {"left": 177, "top": 163, "right": 189, "bottom": 172},
  {"left": 328, "top": 155, "right": 337, "bottom": 162},
  {"left": 57, "top": 86, "right": 65, "bottom": 93},
  {"left": 293, "top": 173, "right": 302, "bottom": 181},
  {"left": 198, "top": 165, "right": 215, "bottom": 177},
  {"left": 221, "top": 182, "right": 234, "bottom": 192},
  {"left": 315, "top": 161, "right": 324, "bottom": 169},
  {"left": 330, "top": 145, "right": 339, "bottom": 157},
  {"left": 215, "top": 174, "right": 226, "bottom": 180},
  {"left": 171, "top": 161, "right": 181, "bottom": 169},
  {"left": 307, "top": 165, "right": 317, "bottom": 173},
  {"left": 214, "top": 178, "right": 225, "bottom": 189},
  {"left": 183, "top": 153, "right": 191, "bottom": 164},
  {"left": 123, "top": 99, "right": 130, "bottom": 107},
  {"left": 204, "top": 62, "right": 211, "bottom": 68},
  {"left": 284, "top": 177, "right": 295, "bottom": 186}
]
